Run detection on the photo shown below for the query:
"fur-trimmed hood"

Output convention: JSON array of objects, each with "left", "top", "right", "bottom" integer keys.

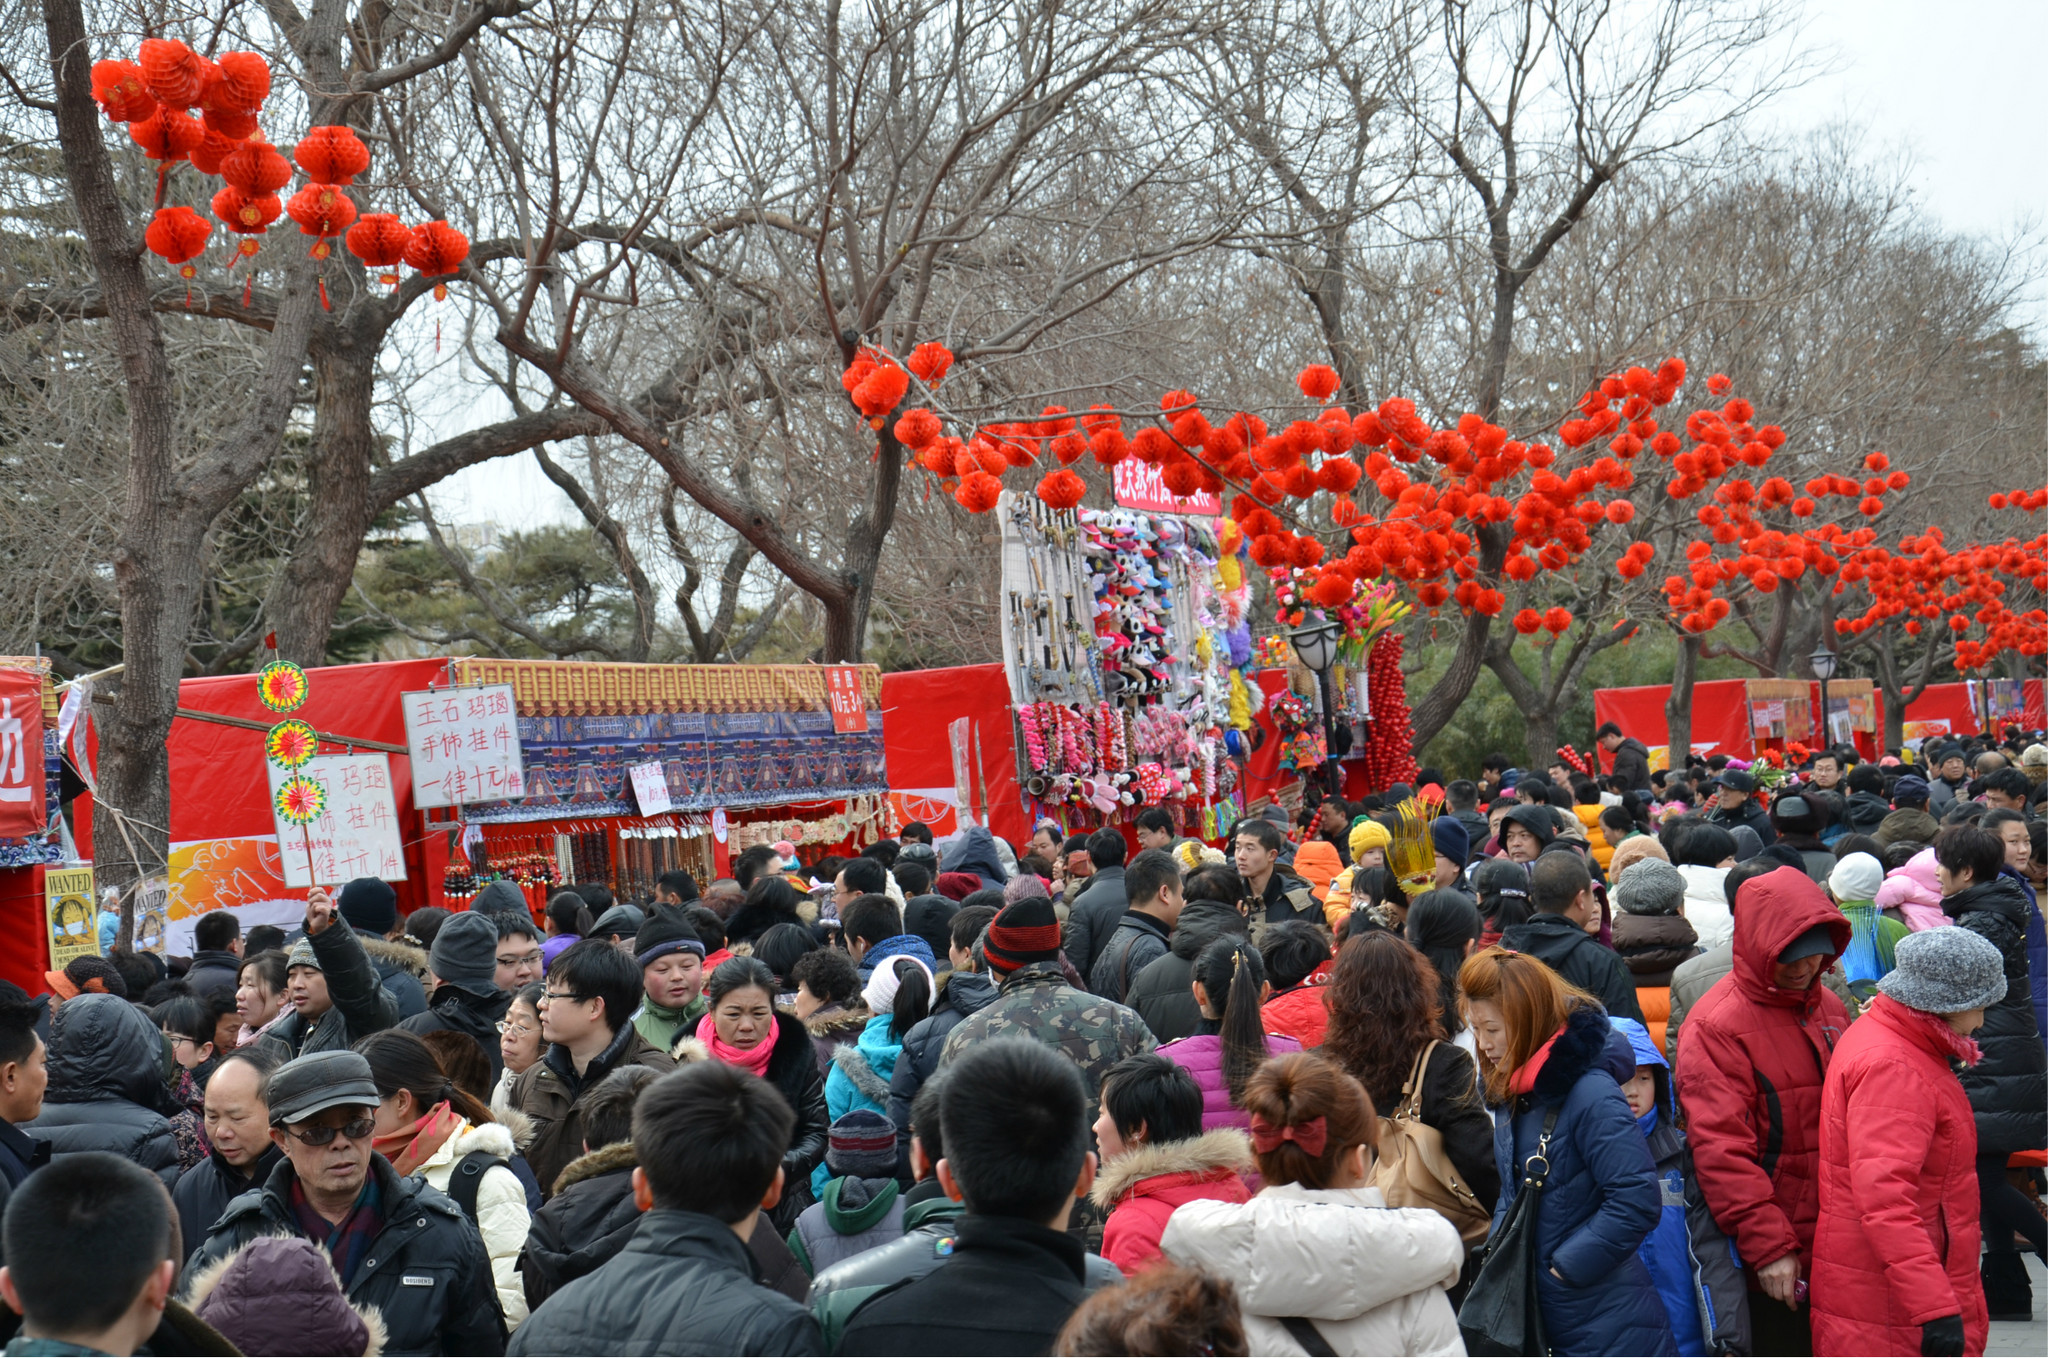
[
  {"left": 493, "top": 1101, "right": 536, "bottom": 1152},
  {"left": 185, "top": 1234, "right": 388, "bottom": 1357},
  {"left": 552, "top": 1138, "right": 637, "bottom": 1197},
  {"left": 1090, "top": 1128, "right": 1254, "bottom": 1209},
  {"left": 359, "top": 933, "right": 431, "bottom": 980},
  {"left": 802, "top": 1001, "right": 871, "bottom": 1039},
  {"left": 1524, "top": 1004, "right": 1635, "bottom": 1106}
]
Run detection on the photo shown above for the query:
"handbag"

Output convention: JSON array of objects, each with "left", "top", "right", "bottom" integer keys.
[
  {"left": 1372, "top": 1040, "right": 1492, "bottom": 1246},
  {"left": 1457, "top": 1103, "right": 1561, "bottom": 1357}
]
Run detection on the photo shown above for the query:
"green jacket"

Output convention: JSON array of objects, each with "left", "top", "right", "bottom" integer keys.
[
  {"left": 631, "top": 993, "right": 709, "bottom": 1054},
  {"left": 936, "top": 962, "right": 1155, "bottom": 1123}
]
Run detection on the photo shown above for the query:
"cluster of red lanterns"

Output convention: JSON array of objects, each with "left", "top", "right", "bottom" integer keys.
[
  {"left": 1359, "top": 632, "right": 1417, "bottom": 791},
  {"left": 96, "top": 37, "right": 467, "bottom": 309}
]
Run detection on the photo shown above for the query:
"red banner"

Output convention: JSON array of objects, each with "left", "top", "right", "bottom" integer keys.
[
  {"left": 1111, "top": 460, "right": 1221, "bottom": 517},
  {"left": 825, "top": 665, "right": 869, "bottom": 733},
  {"left": 0, "top": 667, "right": 46, "bottom": 839}
]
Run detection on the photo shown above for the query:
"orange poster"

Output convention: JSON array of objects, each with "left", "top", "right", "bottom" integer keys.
[{"left": 166, "top": 836, "right": 307, "bottom": 956}]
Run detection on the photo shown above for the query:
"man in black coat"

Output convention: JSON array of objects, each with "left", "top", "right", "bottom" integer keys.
[
  {"left": 400, "top": 911, "right": 512, "bottom": 1084},
  {"left": 1060, "top": 829, "right": 1128, "bottom": 982},
  {"left": 0, "top": 982, "right": 48, "bottom": 1235},
  {"left": 1087, "top": 850, "right": 1183, "bottom": 1004},
  {"left": 170, "top": 1050, "right": 282, "bottom": 1257},
  {"left": 1598, "top": 723, "right": 1654, "bottom": 794},
  {"left": 1232, "top": 818, "right": 1319, "bottom": 935},
  {"left": 183, "top": 910, "right": 244, "bottom": 1002},
  {"left": 186, "top": 1050, "right": 507, "bottom": 1354},
  {"left": 510, "top": 1061, "right": 820, "bottom": 1355},
  {"left": 1500, "top": 851, "right": 1644, "bottom": 1022},
  {"left": 837, "top": 1040, "right": 1096, "bottom": 1356},
  {"left": 1124, "top": 897, "right": 1247, "bottom": 1043},
  {"left": 336, "top": 877, "right": 429, "bottom": 1019},
  {"left": 1707, "top": 768, "right": 1778, "bottom": 846}
]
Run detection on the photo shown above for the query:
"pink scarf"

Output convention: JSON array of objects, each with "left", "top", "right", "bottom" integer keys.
[
  {"left": 371, "top": 1100, "right": 465, "bottom": 1177},
  {"left": 695, "top": 1012, "right": 775, "bottom": 1078},
  {"left": 1872, "top": 993, "right": 1983, "bottom": 1066}
]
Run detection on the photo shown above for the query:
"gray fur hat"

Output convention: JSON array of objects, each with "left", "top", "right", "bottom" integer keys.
[
  {"left": 1613, "top": 859, "right": 1686, "bottom": 917},
  {"left": 1877, "top": 926, "right": 2006, "bottom": 1015}
]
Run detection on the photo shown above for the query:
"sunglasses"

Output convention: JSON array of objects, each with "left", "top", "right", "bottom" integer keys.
[{"left": 284, "top": 1115, "right": 376, "bottom": 1146}]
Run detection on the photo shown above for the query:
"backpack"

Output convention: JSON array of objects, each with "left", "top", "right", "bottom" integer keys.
[
  {"left": 1371, "top": 1040, "right": 1492, "bottom": 1247},
  {"left": 447, "top": 1149, "right": 509, "bottom": 1225}
]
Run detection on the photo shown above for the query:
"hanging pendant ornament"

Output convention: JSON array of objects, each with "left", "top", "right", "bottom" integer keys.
[
  {"left": 257, "top": 659, "right": 309, "bottom": 713},
  {"left": 273, "top": 774, "right": 326, "bottom": 825},
  {"left": 265, "top": 718, "right": 318, "bottom": 768}
]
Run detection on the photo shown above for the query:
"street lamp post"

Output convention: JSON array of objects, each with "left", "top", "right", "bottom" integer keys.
[
  {"left": 1289, "top": 619, "right": 1344, "bottom": 797},
  {"left": 1810, "top": 642, "right": 1838, "bottom": 756}
]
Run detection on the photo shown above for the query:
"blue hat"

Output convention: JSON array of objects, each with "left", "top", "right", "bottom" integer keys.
[{"left": 1430, "top": 816, "right": 1469, "bottom": 866}]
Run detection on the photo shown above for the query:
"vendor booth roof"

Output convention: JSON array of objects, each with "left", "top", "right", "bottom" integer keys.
[{"left": 449, "top": 658, "right": 881, "bottom": 716}]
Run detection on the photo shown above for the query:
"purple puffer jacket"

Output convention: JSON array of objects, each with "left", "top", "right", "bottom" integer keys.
[
  {"left": 187, "top": 1235, "right": 383, "bottom": 1357},
  {"left": 540, "top": 932, "right": 582, "bottom": 971},
  {"left": 1157, "top": 1032, "right": 1303, "bottom": 1132}
]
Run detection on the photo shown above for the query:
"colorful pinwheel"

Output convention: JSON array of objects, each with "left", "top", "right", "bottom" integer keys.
[
  {"left": 258, "top": 660, "right": 309, "bottom": 713},
  {"left": 265, "top": 719, "right": 318, "bottom": 768},
  {"left": 273, "top": 774, "right": 326, "bottom": 825}
]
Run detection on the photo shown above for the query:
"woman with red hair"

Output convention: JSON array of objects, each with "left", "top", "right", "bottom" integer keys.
[{"left": 1459, "top": 947, "right": 1674, "bottom": 1355}]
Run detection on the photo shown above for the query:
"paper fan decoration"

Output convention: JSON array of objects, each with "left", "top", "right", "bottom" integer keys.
[
  {"left": 266, "top": 719, "right": 318, "bottom": 768},
  {"left": 258, "top": 660, "right": 309, "bottom": 712},
  {"left": 273, "top": 775, "right": 326, "bottom": 826}
]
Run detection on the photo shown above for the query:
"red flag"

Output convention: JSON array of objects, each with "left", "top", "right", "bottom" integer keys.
[{"left": 0, "top": 668, "right": 46, "bottom": 839}]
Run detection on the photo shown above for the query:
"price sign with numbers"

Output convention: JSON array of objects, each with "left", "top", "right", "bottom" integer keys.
[
  {"left": 824, "top": 666, "right": 869, "bottom": 733},
  {"left": 628, "top": 761, "right": 673, "bottom": 816},
  {"left": 402, "top": 684, "right": 526, "bottom": 808},
  {"left": 267, "top": 754, "right": 406, "bottom": 886}
]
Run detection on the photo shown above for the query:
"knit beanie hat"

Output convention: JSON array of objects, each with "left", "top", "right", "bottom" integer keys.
[
  {"left": 1430, "top": 816, "right": 1470, "bottom": 866},
  {"left": 1826, "top": 852, "right": 1884, "bottom": 905},
  {"left": 1878, "top": 925, "right": 2006, "bottom": 1014},
  {"left": 1613, "top": 859, "right": 1686, "bottom": 917},
  {"left": 1001, "top": 873, "right": 1050, "bottom": 905},
  {"left": 634, "top": 915, "right": 705, "bottom": 968},
  {"left": 862, "top": 953, "right": 933, "bottom": 1016},
  {"left": 336, "top": 878, "right": 398, "bottom": 935},
  {"left": 1606, "top": 835, "right": 1670, "bottom": 879},
  {"left": 983, "top": 896, "right": 1062, "bottom": 974},
  {"left": 287, "top": 936, "right": 322, "bottom": 973},
  {"left": 49, "top": 955, "right": 127, "bottom": 1001},
  {"left": 935, "top": 872, "right": 982, "bottom": 902},
  {"left": 428, "top": 911, "right": 500, "bottom": 996},
  {"left": 1349, "top": 818, "right": 1392, "bottom": 862},
  {"left": 825, "top": 1109, "right": 898, "bottom": 1178}
]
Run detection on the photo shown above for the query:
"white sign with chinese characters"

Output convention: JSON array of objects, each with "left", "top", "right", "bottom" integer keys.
[
  {"left": 402, "top": 684, "right": 526, "bottom": 808},
  {"left": 267, "top": 754, "right": 406, "bottom": 887},
  {"left": 628, "top": 761, "right": 672, "bottom": 816}
]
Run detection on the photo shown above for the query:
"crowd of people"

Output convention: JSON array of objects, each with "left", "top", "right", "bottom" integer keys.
[{"left": 0, "top": 723, "right": 2042, "bottom": 1357}]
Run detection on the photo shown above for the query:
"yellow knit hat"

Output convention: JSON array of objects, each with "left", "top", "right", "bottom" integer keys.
[{"left": 1349, "top": 817, "right": 1391, "bottom": 862}]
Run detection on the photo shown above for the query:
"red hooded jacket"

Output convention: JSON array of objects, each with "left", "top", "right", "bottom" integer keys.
[
  {"left": 1673, "top": 866, "right": 1850, "bottom": 1277},
  {"left": 1810, "top": 995, "right": 1987, "bottom": 1357},
  {"left": 1088, "top": 1129, "right": 1254, "bottom": 1276}
]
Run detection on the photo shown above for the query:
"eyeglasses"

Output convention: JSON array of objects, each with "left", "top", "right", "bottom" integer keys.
[
  {"left": 496, "top": 951, "right": 543, "bottom": 968},
  {"left": 540, "top": 990, "right": 588, "bottom": 1006},
  {"left": 284, "top": 1115, "right": 376, "bottom": 1146},
  {"left": 496, "top": 1019, "right": 537, "bottom": 1036}
]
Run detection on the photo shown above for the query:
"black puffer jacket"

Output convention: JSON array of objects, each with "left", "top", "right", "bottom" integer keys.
[
  {"left": 402, "top": 984, "right": 514, "bottom": 1086},
  {"left": 1945, "top": 875, "right": 2048, "bottom": 1155},
  {"left": 186, "top": 1153, "right": 507, "bottom": 1355},
  {"left": 520, "top": 1142, "right": 639, "bottom": 1310},
  {"left": 173, "top": 1144, "right": 284, "bottom": 1262},
  {"left": 1498, "top": 912, "right": 1644, "bottom": 1023},
  {"left": 1610, "top": 738, "right": 1653, "bottom": 793},
  {"left": 1062, "top": 866, "right": 1127, "bottom": 981},
  {"left": 885, "top": 969, "right": 998, "bottom": 1168},
  {"left": 674, "top": 1013, "right": 827, "bottom": 1234},
  {"left": 22, "top": 993, "right": 180, "bottom": 1184},
  {"left": 1124, "top": 901, "right": 1245, "bottom": 1043},
  {"left": 254, "top": 921, "right": 401, "bottom": 1062},
  {"left": 509, "top": 1210, "right": 820, "bottom": 1356}
]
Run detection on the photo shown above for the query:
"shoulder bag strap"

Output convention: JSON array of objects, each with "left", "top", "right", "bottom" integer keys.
[
  {"left": 1521, "top": 1104, "right": 1563, "bottom": 1195},
  {"left": 449, "top": 1148, "right": 505, "bottom": 1224},
  {"left": 1278, "top": 1316, "right": 1339, "bottom": 1357},
  {"left": 1398, "top": 1039, "right": 1439, "bottom": 1119}
]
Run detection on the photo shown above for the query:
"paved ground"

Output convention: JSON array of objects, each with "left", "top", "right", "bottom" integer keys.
[{"left": 1988, "top": 1250, "right": 2048, "bottom": 1358}]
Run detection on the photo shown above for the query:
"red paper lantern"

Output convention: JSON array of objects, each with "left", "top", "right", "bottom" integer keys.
[
  {"left": 138, "top": 38, "right": 203, "bottom": 108},
  {"left": 144, "top": 205, "right": 211, "bottom": 272},
  {"left": 402, "top": 219, "right": 470, "bottom": 298},
  {"left": 190, "top": 129, "right": 236, "bottom": 176},
  {"left": 294, "top": 126, "right": 371, "bottom": 185},
  {"left": 892, "top": 408, "right": 941, "bottom": 450},
  {"left": 211, "top": 52, "right": 271, "bottom": 112},
  {"left": 287, "top": 183, "right": 357, "bottom": 257},
  {"left": 220, "top": 140, "right": 293, "bottom": 195},
  {"left": 1297, "top": 364, "right": 1340, "bottom": 402},
  {"left": 202, "top": 107, "right": 259, "bottom": 141},
  {"left": 907, "top": 341, "right": 953, "bottom": 386},
  {"left": 128, "top": 107, "right": 205, "bottom": 162},
  {"left": 212, "top": 186, "right": 282, "bottom": 239},
  {"left": 90, "top": 60, "right": 155, "bottom": 123},
  {"left": 1035, "top": 469, "right": 1085, "bottom": 510},
  {"left": 954, "top": 471, "right": 1003, "bottom": 513}
]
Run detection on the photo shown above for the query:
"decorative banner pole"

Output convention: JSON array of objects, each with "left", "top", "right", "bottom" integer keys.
[{"left": 259, "top": 660, "right": 321, "bottom": 882}]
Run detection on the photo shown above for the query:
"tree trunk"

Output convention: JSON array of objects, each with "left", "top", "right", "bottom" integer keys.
[
  {"left": 1410, "top": 520, "right": 1509, "bottom": 747},
  {"left": 268, "top": 341, "right": 380, "bottom": 665},
  {"left": 1667, "top": 631, "right": 1698, "bottom": 768}
]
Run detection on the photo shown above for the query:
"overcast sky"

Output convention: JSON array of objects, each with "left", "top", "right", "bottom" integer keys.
[{"left": 426, "top": 0, "right": 2048, "bottom": 533}]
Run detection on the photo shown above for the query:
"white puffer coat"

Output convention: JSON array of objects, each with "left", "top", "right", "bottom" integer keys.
[
  {"left": 1675, "top": 864, "right": 1733, "bottom": 950},
  {"left": 414, "top": 1118, "right": 531, "bottom": 1326},
  {"left": 1161, "top": 1181, "right": 1465, "bottom": 1356}
]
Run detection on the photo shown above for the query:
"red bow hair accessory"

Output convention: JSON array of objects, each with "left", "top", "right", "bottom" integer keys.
[{"left": 1248, "top": 1114, "right": 1328, "bottom": 1157}]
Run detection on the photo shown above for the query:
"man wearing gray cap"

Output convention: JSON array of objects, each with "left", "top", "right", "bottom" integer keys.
[
  {"left": 185, "top": 1048, "right": 507, "bottom": 1354},
  {"left": 255, "top": 888, "right": 399, "bottom": 1064},
  {"left": 401, "top": 910, "right": 513, "bottom": 1085}
]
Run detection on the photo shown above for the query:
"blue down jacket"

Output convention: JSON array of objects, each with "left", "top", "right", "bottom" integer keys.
[{"left": 1488, "top": 1005, "right": 1674, "bottom": 1357}]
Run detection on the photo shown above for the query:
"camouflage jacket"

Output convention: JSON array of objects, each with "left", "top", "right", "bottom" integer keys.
[{"left": 936, "top": 962, "right": 1156, "bottom": 1113}]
